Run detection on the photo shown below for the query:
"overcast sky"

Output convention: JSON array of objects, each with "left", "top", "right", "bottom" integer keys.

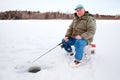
[{"left": 0, "top": 0, "right": 120, "bottom": 15}]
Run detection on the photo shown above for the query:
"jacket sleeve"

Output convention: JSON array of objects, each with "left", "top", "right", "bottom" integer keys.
[
  {"left": 65, "top": 17, "right": 78, "bottom": 37},
  {"left": 65, "top": 22, "right": 73, "bottom": 37},
  {"left": 81, "top": 16, "right": 96, "bottom": 40}
]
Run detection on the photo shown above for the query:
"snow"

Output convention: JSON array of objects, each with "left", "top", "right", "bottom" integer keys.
[{"left": 0, "top": 20, "right": 120, "bottom": 80}]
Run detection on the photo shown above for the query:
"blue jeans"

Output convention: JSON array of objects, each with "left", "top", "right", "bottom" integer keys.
[{"left": 62, "top": 37, "right": 87, "bottom": 61}]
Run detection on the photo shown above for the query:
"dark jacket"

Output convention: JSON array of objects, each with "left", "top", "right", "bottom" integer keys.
[{"left": 65, "top": 11, "right": 96, "bottom": 44}]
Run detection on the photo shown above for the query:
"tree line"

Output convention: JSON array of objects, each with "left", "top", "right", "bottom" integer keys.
[{"left": 0, "top": 10, "right": 120, "bottom": 20}]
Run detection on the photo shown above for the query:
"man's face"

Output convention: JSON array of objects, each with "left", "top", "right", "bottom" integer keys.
[{"left": 76, "top": 8, "right": 85, "bottom": 17}]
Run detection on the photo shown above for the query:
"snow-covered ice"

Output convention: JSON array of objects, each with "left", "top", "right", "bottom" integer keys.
[{"left": 0, "top": 20, "right": 120, "bottom": 80}]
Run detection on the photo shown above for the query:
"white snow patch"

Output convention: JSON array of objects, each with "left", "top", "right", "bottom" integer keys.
[{"left": 0, "top": 20, "right": 120, "bottom": 80}]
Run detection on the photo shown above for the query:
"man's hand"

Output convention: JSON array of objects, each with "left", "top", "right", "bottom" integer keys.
[
  {"left": 64, "top": 37, "right": 69, "bottom": 42},
  {"left": 75, "top": 35, "right": 82, "bottom": 40}
]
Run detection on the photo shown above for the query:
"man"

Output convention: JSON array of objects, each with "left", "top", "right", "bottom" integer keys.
[{"left": 61, "top": 4, "right": 96, "bottom": 65}]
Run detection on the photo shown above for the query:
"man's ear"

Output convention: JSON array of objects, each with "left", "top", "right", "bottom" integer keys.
[{"left": 74, "top": 13, "right": 79, "bottom": 18}]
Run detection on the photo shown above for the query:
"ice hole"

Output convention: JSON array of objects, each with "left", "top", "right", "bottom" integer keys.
[{"left": 28, "top": 66, "right": 41, "bottom": 73}]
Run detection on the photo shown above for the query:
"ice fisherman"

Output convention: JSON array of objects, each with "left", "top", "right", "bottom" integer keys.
[{"left": 61, "top": 4, "right": 96, "bottom": 65}]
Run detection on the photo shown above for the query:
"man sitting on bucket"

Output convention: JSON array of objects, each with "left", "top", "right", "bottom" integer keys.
[{"left": 61, "top": 4, "right": 96, "bottom": 66}]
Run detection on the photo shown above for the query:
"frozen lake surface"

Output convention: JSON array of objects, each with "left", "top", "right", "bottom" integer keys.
[{"left": 0, "top": 20, "right": 120, "bottom": 80}]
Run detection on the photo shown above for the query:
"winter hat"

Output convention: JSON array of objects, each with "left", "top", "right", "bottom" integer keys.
[{"left": 75, "top": 4, "right": 84, "bottom": 10}]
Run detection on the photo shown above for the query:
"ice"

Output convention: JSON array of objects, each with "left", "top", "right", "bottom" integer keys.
[{"left": 0, "top": 20, "right": 120, "bottom": 80}]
